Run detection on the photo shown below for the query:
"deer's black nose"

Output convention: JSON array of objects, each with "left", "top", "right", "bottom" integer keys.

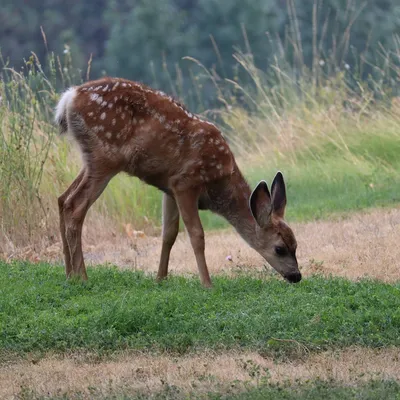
[{"left": 285, "top": 272, "right": 302, "bottom": 283}]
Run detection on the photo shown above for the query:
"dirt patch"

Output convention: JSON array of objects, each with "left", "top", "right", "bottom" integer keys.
[
  {"left": 1, "top": 348, "right": 399, "bottom": 398},
  {"left": 3, "top": 207, "right": 400, "bottom": 283}
]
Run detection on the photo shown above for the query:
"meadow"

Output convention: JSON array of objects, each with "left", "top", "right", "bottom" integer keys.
[{"left": 1, "top": 30, "right": 400, "bottom": 399}]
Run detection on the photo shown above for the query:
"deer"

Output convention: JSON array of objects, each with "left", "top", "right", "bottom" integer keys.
[{"left": 54, "top": 77, "right": 301, "bottom": 287}]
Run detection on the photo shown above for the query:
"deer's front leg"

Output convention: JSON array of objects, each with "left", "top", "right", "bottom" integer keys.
[
  {"left": 174, "top": 189, "right": 212, "bottom": 288},
  {"left": 157, "top": 193, "right": 180, "bottom": 281}
]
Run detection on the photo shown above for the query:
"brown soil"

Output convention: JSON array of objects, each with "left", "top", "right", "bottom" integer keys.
[{"left": 6, "top": 206, "right": 399, "bottom": 283}]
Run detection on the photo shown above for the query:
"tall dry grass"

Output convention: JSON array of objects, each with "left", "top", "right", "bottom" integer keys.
[{"left": 1, "top": 6, "right": 400, "bottom": 255}]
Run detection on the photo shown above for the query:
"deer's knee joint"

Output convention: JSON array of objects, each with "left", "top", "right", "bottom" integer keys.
[
  {"left": 191, "top": 228, "right": 204, "bottom": 241},
  {"left": 58, "top": 194, "right": 66, "bottom": 210},
  {"left": 162, "top": 236, "right": 177, "bottom": 248},
  {"left": 163, "top": 225, "right": 178, "bottom": 242},
  {"left": 189, "top": 229, "right": 205, "bottom": 250},
  {"left": 63, "top": 196, "right": 75, "bottom": 214}
]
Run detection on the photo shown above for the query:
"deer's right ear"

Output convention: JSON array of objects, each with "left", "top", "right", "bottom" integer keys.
[{"left": 250, "top": 181, "right": 272, "bottom": 228}]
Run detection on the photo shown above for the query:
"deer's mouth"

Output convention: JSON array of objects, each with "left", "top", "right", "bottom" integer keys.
[{"left": 284, "top": 271, "right": 302, "bottom": 283}]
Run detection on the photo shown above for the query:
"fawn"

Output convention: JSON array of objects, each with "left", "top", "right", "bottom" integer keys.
[{"left": 55, "top": 77, "right": 301, "bottom": 287}]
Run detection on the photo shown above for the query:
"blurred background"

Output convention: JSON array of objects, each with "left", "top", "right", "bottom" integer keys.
[{"left": 2, "top": 0, "right": 399, "bottom": 107}]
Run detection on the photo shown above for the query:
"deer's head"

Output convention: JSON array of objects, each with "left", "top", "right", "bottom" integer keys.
[{"left": 249, "top": 172, "right": 301, "bottom": 283}]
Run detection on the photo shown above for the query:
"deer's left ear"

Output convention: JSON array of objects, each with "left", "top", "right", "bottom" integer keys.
[
  {"left": 271, "top": 171, "right": 287, "bottom": 218},
  {"left": 249, "top": 180, "right": 272, "bottom": 228}
]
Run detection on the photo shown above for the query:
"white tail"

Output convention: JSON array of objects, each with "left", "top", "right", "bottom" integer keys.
[{"left": 56, "top": 77, "right": 301, "bottom": 286}]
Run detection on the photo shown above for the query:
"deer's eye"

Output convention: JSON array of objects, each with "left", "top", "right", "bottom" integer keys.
[{"left": 275, "top": 246, "right": 287, "bottom": 256}]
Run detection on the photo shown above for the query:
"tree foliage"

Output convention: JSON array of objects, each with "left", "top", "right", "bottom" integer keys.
[{"left": 1, "top": 0, "right": 399, "bottom": 93}]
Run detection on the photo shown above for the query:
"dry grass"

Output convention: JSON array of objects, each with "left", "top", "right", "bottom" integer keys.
[
  {"left": 4, "top": 206, "right": 399, "bottom": 283},
  {"left": 1, "top": 347, "right": 400, "bottom": 398}
]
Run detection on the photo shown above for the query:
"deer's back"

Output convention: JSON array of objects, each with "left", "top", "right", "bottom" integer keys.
[{"left": 67, "top": 78, "right": 234, "bottom": 192}]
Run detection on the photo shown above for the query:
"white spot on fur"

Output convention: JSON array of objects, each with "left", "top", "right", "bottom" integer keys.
[
  {"left": 215, "top": 139, "right": 220, "bottom": 145},
  {"left": 216, "top": 164, "right": 222, "bottom": 169},
  {"left": 108, "top": 103, "right": 113, "bottom": 109},
  {"left": 112, "top": 82, "right": 120, "bottom": 90},
  {"left": 103, "top": 85, "right": 109, "bottom": 91},
  {"left": 112, "top": 119, "right": 116, "bottom": 126},
  {"left": 132, "top": 118, "right": 137, "bottom": 125},
  {"left": 100, "top": 112, "right": 106, "bottom": 120},
  {"left": 90, "top": 93, "right": 99, "bottom": 102},
  {"left": 101, "top": 101, "right": 108, "bottom": 107},
  {"left": 121, "top": 113, "right": 126, "bottom": 120},
  {"left": 106, "top": 132, "right": 112, "bottom": 139},
  {"left": 114, "top": 96, "right": 118, "bottom": 102},
  {"left": 93, "top": 125, "right": 105, "bottom": 132},
  {"left": 88, "top": 111, "right": 94, "bottom": 117},
  {"left": 122, "top": 83, "right": 127, "bottom": 87},
  {"left": 96, "top": 96, "right": 103, "bottom": 105},
  {"left": 95, "top": 86, "right": 102, "bottom": 91},
  {"left": 218, "top": 145, "right": 225, "bottom": 151}
]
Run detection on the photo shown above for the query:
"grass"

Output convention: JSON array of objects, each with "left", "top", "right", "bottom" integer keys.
[
  {"left": 1, "top": 261, "right": 400, "bottom": 356},
  {"left": 219, "top": 380, "right": 400, "bottom": 400},
  {"left": 14, "top": 380, "right": 400, "bottom": 399}
]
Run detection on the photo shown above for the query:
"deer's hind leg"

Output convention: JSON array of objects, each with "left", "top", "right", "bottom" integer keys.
[
  {"left": 58, "top": 168, "right": 86, "bottom": 277},
  {"left": 157, "top": 193, "right": 180, "bottom": 281},
  {"left": 62, "top": 167, "right": 114, "bottom": 280}
]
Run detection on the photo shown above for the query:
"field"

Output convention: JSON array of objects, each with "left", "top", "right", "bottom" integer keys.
[{"left": 1, "top": 38, "right": 400, "bottom": 398}]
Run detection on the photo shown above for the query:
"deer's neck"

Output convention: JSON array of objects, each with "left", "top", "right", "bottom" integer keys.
[{"left": 208, "top": 164, "right": 256, "bottom": 245}]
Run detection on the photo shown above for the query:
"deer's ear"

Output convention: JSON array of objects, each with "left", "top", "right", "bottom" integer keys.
[
  {"left": 250, "top": 181, "right": 272, "bottom": 228},
  {"left": 271, "top": 171, "right": 287, "bottom": 218}
]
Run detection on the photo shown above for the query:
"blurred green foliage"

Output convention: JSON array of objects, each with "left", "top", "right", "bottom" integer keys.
[{"left": 1, "top": 0, "right": 399, "bottom": 99}]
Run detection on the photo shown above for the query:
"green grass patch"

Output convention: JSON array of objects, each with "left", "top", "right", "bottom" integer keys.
[
  {"left": 211, "top": 380, "right": 400, "bottom": 400},
  {"left": 1, "top": 261, "right": 400, "bottom": 356},
  {"left": 245, "top": 127, "right": 400, "bottom": 223},
  {"left": 16, "top": 380, "right": 400, "bottom": 400}
]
